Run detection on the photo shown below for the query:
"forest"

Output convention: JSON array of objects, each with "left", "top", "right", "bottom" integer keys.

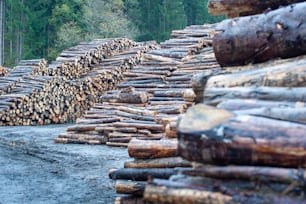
[{"left": 1, "top": 0, "right": 224, "bottom": 67}]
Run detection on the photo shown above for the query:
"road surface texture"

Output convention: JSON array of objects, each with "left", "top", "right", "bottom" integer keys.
[{"left": 0, "top": 124, "right": 129, "bottom": 204}]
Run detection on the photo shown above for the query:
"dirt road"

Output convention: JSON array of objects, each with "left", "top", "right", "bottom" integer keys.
[{"left": 0, "top": 124, "right": 129, "bottom": 204}]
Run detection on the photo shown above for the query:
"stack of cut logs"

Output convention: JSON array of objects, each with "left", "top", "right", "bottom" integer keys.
[
  {"left": 0, "top": 38, "right": 155, "bottom": 125},
  {"left": 109, "top": 1, "right": 306, "bottom": 204},
  {"left": 56, "top": 24, "right": 217, "bottom": 145}
]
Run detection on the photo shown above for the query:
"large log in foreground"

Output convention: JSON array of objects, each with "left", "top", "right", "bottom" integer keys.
[
  {"left": 206, "top": 55, "right": 306, "bottom": 88},
  {"left": 183, "top": 166, "right": 306, "bottom": 186},
  {"left": 208, "top": 0, "right": 305, "bottom": 17},
  {"left": 213, "top": 2, "right": 306, "bottom": 66},
  {"left": 144, "top": 176, "right": 305, "bottom": 204},
  {"left": 177, "top": 104, "right": 306, "bottom": 168},
  {"left": 204, "top": 86, "right": 306, "bottom": 106}
]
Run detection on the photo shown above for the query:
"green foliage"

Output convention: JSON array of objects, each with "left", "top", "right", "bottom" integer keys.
[
  {"left": 2, "top": 0, "right": 225, "bottom": 67},
  {"left": 124, "top": 0, "right": 225, "bottom": 42}
]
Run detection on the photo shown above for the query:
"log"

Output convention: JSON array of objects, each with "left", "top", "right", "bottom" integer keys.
[
  {"left": 128, "top": 138, "right": 178, "bottom": 159},
  {"left": 115, "top": 180, "right": 146, "bottom": 196},
  {"left": 115, "top": 196, "right": 153, "bottom": 204},
  {"left": 234, "top": 107, "right": 306, "bottom": 124},
  {"left": 144, "top": 179, "right": 233, "bottom": 204},
  {"left": 204, "top": 87, "right": 306, "bottom": 106},
  {"left": 109, "top": 167, "right": 189, "bottom": 181},
  {"left": 178, "top": 104, "right": 306, "bottom": 168},
  {"left": 182, "top": 166, "right": 306, "bottom": 186},
  {"left": 206, "top": 56, "right": 306, "bottom": 88},
  {"left": 217, "top": 99, "right": 306, "bottom": 111},
  {"left": 124, "top": 157, "right": 192, "bottom": 169},
  {"left": 213, "top": 3, "right": 306, "bottom": 66},
  {"left": 113, "top": 122, "right": 164, "bottom": 132},
  {"left": 54, "top": 138, "right": 101, "bottom": 145},
  {"left": 144, "top": 176, "right": 305, "bottom": 204},
  {"left": 208, "top": 0, "right": 305, "bottom": 17}
]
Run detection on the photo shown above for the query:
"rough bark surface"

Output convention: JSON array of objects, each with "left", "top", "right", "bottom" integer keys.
[
  {"left": 208, "top": 0, "right": 305, "bottom": 17},
  {"left": 213, "top": 2, "right": 306, "bottom": 66}
]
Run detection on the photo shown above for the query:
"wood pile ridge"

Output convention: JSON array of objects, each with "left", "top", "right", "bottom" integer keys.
[
  {"left": 0, "top": 38, "right": 155, "bottom": 125},
  {"left": 109, "top": 3, "right": 306, "bottom": 204},
  {"left": 56, "top": 24, "right": 217, "bottom": 145}
]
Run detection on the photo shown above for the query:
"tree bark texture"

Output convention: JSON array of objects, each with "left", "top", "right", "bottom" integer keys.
[
  {"left": 178, "top": 104, "right": 306, "bottom": 168},
  {"left": 213, "top": 2, "right": 306, "bottom": 66},
  {"left": 208, "top": 0, "right": 305, "bottom": 17}
]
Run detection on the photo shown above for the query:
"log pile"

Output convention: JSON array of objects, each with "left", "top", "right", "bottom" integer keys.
[
  {"left": 57, "top": 24, "right": 219, "bottom": 145},
  {"left": 110, "top": 2, "right": 306, "bottom": 203},
  {"left": 0, "top": 38, "right": 154, "bottom": 125}
]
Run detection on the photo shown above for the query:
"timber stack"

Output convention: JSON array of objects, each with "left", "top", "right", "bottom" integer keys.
[
  {"left": 111, "top": 2, "right": 306, "bottom": 204},
  {"left": 56, "top": 24, "right": 218, "bottom": 146},
  {"left": 0, "top": 38, "right": 155, "bottom": 125}
]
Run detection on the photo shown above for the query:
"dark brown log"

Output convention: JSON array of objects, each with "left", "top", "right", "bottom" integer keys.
[
  {"left": 183, "top": 166, "right": 306, "bottom": 186},
  {"left": 208, "top": 0, "right": 305, "bottom": 17},
  {"left": 213, "top": 3, "right": 306, "bottom": 66},
  {"left": 124, "top": 157, "right": 192, "bottom": 169},
  {"left": 178, "top": 104, "right": 306, "bottom": 168},
  {"left": 116, "top": 180, "right": 146, "bottom": 196},
  {"left": 128, "top": 138, "right": 178, "bottom": 159},
  {"left": 109, "top": 167, "right": 189, "bottom": 181},
  {"left": 204, "top": 87, "right": 306, "bottom": 106},
  {"left": 206, "top": 56, "right": 306, "bottom": 88}
]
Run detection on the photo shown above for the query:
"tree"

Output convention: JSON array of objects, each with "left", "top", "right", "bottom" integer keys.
[{"left": 0, "top": 0, "right": 3, "bottom": 65}]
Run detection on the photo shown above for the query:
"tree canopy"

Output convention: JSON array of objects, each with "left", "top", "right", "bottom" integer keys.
[{"left": 2, "top": 0, "right": 224, "bottom": 67}]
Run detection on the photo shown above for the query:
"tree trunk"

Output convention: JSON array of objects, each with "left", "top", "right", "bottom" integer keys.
[
  {"left": 183, "top": 166, "right": 306, "bottom": 185},
  {"left": 206, "top": 55, "right": 306, "bottom": 88},
  {"left": 208, "top": 0, "right": 305, "bottom": 17},
  {"left": 178, "top": 104, "right": 306, "bottom": 168},
  {"left": 204, "top": 86, "right": 306, "bottom": 106},
  {"left": 213, "top": 2, "right": 306, "bottom": 66}
]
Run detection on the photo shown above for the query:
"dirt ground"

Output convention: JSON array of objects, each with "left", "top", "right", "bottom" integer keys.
[{"left": 0, "top": 124, "right": 129, "bottom": 204}]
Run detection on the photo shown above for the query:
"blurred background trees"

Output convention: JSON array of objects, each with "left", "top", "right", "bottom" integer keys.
[{"left": 1, "top": 0, "right": 224, "bottom": 67}]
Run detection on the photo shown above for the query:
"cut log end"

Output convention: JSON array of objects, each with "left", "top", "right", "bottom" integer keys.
[{"left": 178, "top": 104, "right": 233, "bottom": 133}]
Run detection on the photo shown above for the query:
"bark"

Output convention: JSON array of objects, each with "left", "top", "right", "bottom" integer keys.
[
  {"left": 204, "top": 86, "right": 306, "bottom": 106},
  {"left": 124, "top": 157, "right": 192, "bottom": 169},
  {"left": 144, "top": 179, "right": 233, "bottom": 204},
  {"left": 217, "top": 99, "right": 305, "bottom": 111},
  {"left": 144, "top": 177, "right": 305, "bottom": 204},
  {"left": 115, "top": 180, "right": 146, "bottom": 196},
  {"left": 213, "top": 2, "right": 306, "bottom": 66},
  {"left": 109, "top": 168, "right": 189, "bottom": 181},
  {"left": 208, "top": 0, "right": 305, "bottom": 17},
  {"left": 178, "top": 104, "right": 306, "bottom": 168},
  {"left": 206, "top": 55, "right": 306, "bottom": 88},
  {"left": 183, "top": 166, "right": 306, "bottom": 186}
]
